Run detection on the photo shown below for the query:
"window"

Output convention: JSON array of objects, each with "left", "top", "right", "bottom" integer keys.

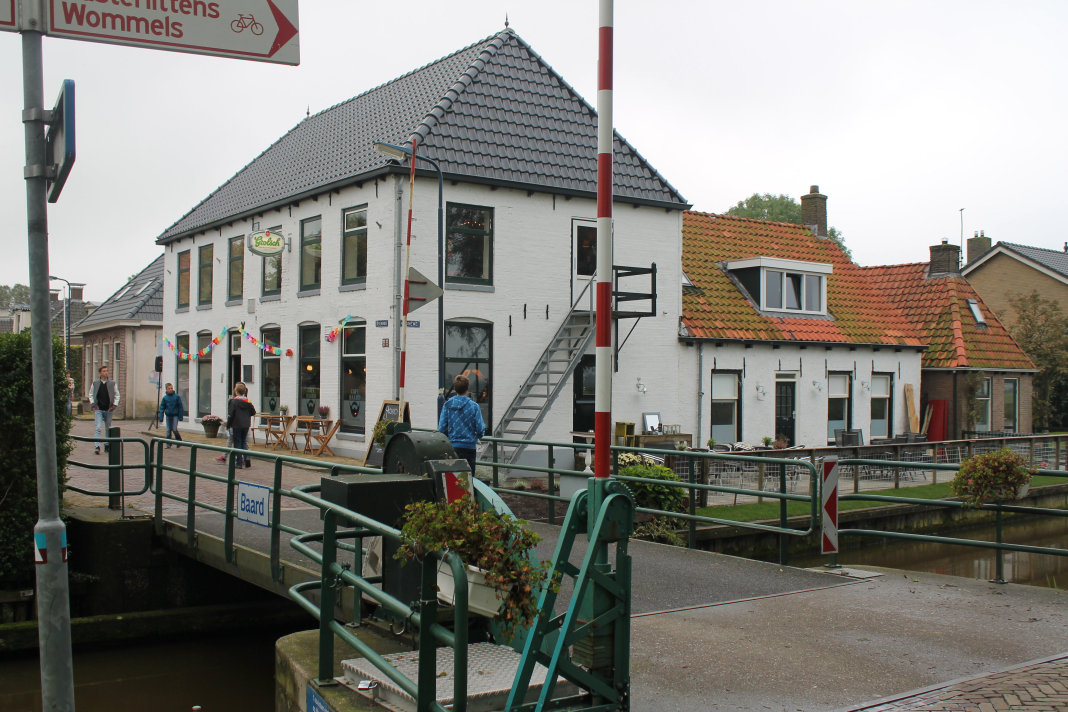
[
  {"left": 300, "top": 217, "right": 322, "bottom": 291},
  {"left": 262, "top": 225, "right": 282, "bottom": 296},
  {"left": 727, "top": 257, "right": 830, "bottom": 315},
  {"left": 113, "top": 342, "right": 121, "bottom": 377},
  {"left": 299, "top": 325, "right": 320, "bottom": 416},
  {"left": 974, "top": 376, "right": 991, "bottom": 431},
  {"left": 136, "top": 279, "right": 155, "bottom": 296},
  {"left": 198, "top": 244, "right": 213, "bottom": 306},
  {"left": 340, "top": 321, "right": 367, "bottom": 433},
  {"left": 103, "top": 343, "right": 110, "bottom": 373},
  {"left": 114, "top": 284, "right": 134, "bottom": 300},
  {"left": 342, "top": 208, "right": 368, "bottom": 285},
  {"left": 446, "top": 204, "right": 493, "bottom": 285},
  {"left": 176, "top": 334, "right": 189, "bottom": 415},
  {"left": 228, "top": 236, "right": 244, "bottom": 301},
  {"left": 260, "top": 328, "right": 280, "bottom": 414},
  {"left": 177, "top": 250, "right": 190, "bottom": 307},
  {"left": 445, "top": 321, "right": 492, "bottom": 427},
  {"left": 870, "top": 374, "right": 892, "bottom": 438},
  {"left": 967, "top": 299, "right": 987, "bottom": 325},
  {"left": 710, "top": 372, "right": 740, "bottom": 445},
  {"left": 197, "top": 332, "right": 212, "bottom": 417},
  {"left": 827, "top": 374, "right": 851, "bottom": 441},
  {"left": 766, "top": 270, "right": 822, "bottom": 312},
  {"left": 575, "top": 224, "right": 596, "bottom": 276},
  {"left": 1004, "top": 378, "right": 1018, "bottom": 432}
]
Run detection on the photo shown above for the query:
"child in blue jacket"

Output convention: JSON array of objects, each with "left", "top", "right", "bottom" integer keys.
[
  {"left": 159, "top": 382, "right": 184, "bottom": 447},
  {"left": 438, "top": 375, "right": 485, "bottom": 475}
]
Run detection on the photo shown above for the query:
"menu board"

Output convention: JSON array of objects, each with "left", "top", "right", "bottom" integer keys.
[{"left": 362, "top": 400, "right": 412, "bottom": 467}]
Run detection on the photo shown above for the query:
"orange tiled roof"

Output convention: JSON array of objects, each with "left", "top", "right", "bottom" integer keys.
[
  {"left": 860, "top": 262, "right": 1035, "bottom": 370},
  {"left": 681, "top": 212, "right": 925, "bottom": 346}
]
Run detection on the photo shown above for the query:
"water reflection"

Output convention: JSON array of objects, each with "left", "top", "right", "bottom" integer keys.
[{"left": 794, "top": 516, "right": 1068, "bottom": 589}]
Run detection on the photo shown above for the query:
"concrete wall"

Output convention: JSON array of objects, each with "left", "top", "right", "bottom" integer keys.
[
  {"left": 966, "top": 252, "right": 1068, "bottom": 327},
  {"left": 161, "top": 175, "right": 684, "bottom": 459},
  {"left": 676, "top": 342, "right": 923, "bottom": 447}
]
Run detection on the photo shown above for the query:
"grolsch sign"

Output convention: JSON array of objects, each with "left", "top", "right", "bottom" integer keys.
[{"left": 247, "top": 229, "right": 283, "bottom": 257}]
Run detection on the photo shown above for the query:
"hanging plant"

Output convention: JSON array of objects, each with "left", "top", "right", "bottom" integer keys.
[{"left": 952, "top": 447, "right": 1036, "bottom": 507}]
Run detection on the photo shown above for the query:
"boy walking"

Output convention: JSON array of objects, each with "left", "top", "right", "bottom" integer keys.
[
  {"left": 438, "top": 375, "right": 485, "bottom": 475},
  {"left": 158, "top": 383, "right": 184, "bottom": 447},
  {"left": 227, "top": 383, "right": 256, "bottom": 468}
]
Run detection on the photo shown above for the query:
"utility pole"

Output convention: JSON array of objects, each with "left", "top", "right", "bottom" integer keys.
[{"left": 22, "top": 25, "right": 77, "bottom": 712}]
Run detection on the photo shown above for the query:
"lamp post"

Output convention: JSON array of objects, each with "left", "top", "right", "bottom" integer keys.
[
  {"left": 48, "top": 275, "right": 71, "bottom": 370},
  {"left": 374, "top": 141, "right": 446, "bottom": 417}
]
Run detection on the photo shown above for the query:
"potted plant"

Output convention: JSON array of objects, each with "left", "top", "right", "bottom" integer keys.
[
  {"left": 317, "top": 405, "right": 330, "bottom": 419},
  {"left": 772, "top": 434, "right": 789, "bottom": 450},
  {"left": 622, "top": 463, "right": 686, "bottom": 542},
  {"left": 758, "top": 436, "right": 773, "bottom": 450},
  {"left": 951, "top": 447, "right": 1036, "bottom": 507},
  {"left": 279, "top": 404, "right": 289, "bottom": 416},
  {"left": 372, "top": 419, "right": 389, "bottom": 447},
  {"left": 395, "top": 496, "right": 555, "bottom": 641},
  {"left": 201, "top": 414, "right": 223, "bottom": 438}
]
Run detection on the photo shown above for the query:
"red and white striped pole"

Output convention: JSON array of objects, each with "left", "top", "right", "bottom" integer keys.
[
  {"left": 398, "top": 137, "right": 417, "bottom": 410},
  {"left": 594, "top": 0, "right": 614, "bottom": 482}
]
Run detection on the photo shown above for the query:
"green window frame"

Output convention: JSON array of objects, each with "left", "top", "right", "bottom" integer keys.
[
  {"left": 198, "top": 244, "right": 213, "bottom": 306},
  {"left": 444, "top": 321, "right": 492, "bottom": 428},
  {"left": 260, "top": 328, "right": 281, "bottom": 415},
  {"left": 228, "top": 236, "right": 244, "bottom": 301},
  {"left": 340, "top": 321, "right": 367, "bottom": 434},
  {"left": 262, "top": 224, "right": 282, "bottom": 297},
  {"left": 299, "top": 325, "right": 321, "bottom": 416},
  {"left": 341, "top": 207, "right": 368, "bottom": 286},
  {"left": 177, "top": 250, "right": 190, "bottom": 308},
  {"left": 196, "top": 331, "right": 212, "bottom": 417},
  {"left": 300, "top": 216, "right": 322, "bottom": 291},
  {"left": 445, "top": 203, "right": 493, "bottom": 285},
  {"left": 175, "top": 333, "right": 189, "bottom": 414}
]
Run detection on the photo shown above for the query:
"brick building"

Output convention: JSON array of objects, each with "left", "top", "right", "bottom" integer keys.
[
  {"left": 73, "top": 256, "right": 164, "bottom": 419},
  {"left": 863, "top": 242, "right": 1036, "bottom": 439},
  {"left": 962, "top": 236, "right": 1068, "bottom": 327}
]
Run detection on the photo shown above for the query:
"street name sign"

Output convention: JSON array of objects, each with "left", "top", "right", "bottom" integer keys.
[
  {"left": 237, "top": 481, "right": 270, "bottom": 527},
  {"left": 45, "top": 78, "right": 74, "bottom": 203},
  {"left": 2, "top": 0, "right": 299, "bottom": 64}
]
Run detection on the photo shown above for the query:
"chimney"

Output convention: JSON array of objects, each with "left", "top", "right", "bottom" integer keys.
[
  {"left": 49, "top": 289, "right": 60, "bottom": 302},
  {"left": 966, "top": 230, "right": 991, "bottom": 264},
  {"left": 930, "top": 239, "right": 961, "bottom": 277},
  {"left": 800, "top": 185, "right": 827, "bottom": 237},
  {"left": 69, "top": 285, "right": 84, "bottom": 301}
]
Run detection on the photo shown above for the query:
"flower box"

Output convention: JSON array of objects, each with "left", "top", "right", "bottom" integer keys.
[{"left": 436, "top": 561, "right": 512, "bottom": 618}]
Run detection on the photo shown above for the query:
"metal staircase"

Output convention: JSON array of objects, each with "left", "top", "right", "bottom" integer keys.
[{"left": 490, "top": 275, "right": 597, "bottom": 465}]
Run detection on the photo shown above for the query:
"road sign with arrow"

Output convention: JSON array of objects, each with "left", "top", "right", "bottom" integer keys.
[{"left": 405, "top": 266, "right": 443, "bottom": 314}]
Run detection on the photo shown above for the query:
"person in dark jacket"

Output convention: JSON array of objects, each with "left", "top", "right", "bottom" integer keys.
[
  {"left": 227, "top": 383, "right": 257, "bottom": 467},
  {"left": 158, "top": 382, "right": 185, "bottom": 447},
  {"left": 438, "top": 375, "right": 485, "bottom": 475}
]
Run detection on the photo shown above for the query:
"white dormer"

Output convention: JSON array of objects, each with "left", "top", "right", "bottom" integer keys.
[{"left": 725, "top": 257, "right": 833, "bottom": 315}]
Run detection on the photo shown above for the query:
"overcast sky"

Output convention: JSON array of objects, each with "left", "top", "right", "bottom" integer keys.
[{"left": 2, "top": 0, "right": 1066, "bottom": 302}]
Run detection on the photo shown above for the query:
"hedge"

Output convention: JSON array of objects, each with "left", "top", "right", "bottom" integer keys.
[{"left": 0, "top": 332, "right": 72, "bottom": 586}]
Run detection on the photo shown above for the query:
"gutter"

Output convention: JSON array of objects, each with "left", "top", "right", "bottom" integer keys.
[{"left": 677, "top": 335, "right": 929, "bottom": 352}]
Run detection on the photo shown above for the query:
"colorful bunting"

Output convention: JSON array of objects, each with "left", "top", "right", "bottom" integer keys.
[
  {"left": 163, "top": 328, "right": 228, "bottom": 361},
  {"left": 325, "top": 314, "right": 352, "bottom": 343},
  {"left": 238, "top": 322, "right": 287, "bottom": 356}
]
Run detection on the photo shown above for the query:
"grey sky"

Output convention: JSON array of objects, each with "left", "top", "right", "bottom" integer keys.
[{"left": 2, "top": 0, "right": 1066, "bottom": 303}]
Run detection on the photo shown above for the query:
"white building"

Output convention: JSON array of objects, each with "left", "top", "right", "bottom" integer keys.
[
  {"left": 676, "top": 189, "right": 927, "bottom": 448},
  {"left": 157, "top": 29, "right": 690, "bottom": 463}
]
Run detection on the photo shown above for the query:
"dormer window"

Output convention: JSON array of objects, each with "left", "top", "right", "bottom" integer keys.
[{"left": 726, "top": 257, "right": 832, "bottom": 315}]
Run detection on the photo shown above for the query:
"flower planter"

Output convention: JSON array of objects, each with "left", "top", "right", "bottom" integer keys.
[
  {"left": 202, "top": 423, "right": 221, "bottom": 438},
  {"left": 436, "top": 561, "right": 511, "bottom": 618}
]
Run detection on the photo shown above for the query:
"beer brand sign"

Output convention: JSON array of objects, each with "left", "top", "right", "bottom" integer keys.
[{"left": 247, "top": 230, "right": 284, "bottom": 256}]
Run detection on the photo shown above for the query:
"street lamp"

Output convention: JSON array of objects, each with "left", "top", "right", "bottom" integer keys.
[
  {"left": 373, "top": 141, "right": 446, "bottom": 417},
  {"left": 48, "top": 275, "right": 71, "bottom": 370}
]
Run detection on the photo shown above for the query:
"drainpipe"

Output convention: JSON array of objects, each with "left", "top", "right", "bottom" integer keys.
[
  {"left": 696, "top": 343, "right": 704, "bottom": 447},
  {"left": 952, "top": 371, "right": 958, "bottom": 439},
  {"left": 393, "top": 174, "right": 403, "bottom": 400}
]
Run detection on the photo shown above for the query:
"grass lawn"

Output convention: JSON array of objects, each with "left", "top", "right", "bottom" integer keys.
[{"left": 693, "top": 475, "right": 1067, "bottom": 523}]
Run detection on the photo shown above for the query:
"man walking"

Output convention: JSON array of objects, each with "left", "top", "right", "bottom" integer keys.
[
  {"left": 438, "top": 375, "right": 485, "bottom": 476},
  {"left": 90, "top": 365, "right": 120, "bottom": 455}
]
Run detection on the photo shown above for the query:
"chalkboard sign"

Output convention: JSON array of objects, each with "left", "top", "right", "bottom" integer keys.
[{"left": 362, "top": 400, "right": 412, "bottom": 467}]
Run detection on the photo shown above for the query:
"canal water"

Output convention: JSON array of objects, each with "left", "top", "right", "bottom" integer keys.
[
  {"left": 793, "top": 515, "right": 1068, "bottom": 588},
  {"left": 0, "top": 627, "right": 291, "bottom": 712}
]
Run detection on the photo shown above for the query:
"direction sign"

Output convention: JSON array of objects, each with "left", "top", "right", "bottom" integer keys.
[
  {"left": 45, "top": 0, "right": 299, "bottom": 65},
  {"left": 1, "top": 0, "right": 15, "bottom": 32},
  {"left": 405, "top": 266, "right": 443, "bottom": 314},
  {"left": 45, "top": 79, "right": 74, "bottom": 203},
  {"left": 820, "top": 456, "right": 839, "bottom": 555}
]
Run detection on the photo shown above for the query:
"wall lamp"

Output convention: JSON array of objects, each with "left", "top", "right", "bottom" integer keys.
[
  {"left": 861, "top": 380, "right": 871, "bottom": 391},
  {"left": 636, "top": 376, "right": 647, "bottom": 394},
  {"left": 755, "top": 383, "right": 766, "bottom": 400},
  {"left": 812, "top": 380, "right": 823, "bottom": 392}
]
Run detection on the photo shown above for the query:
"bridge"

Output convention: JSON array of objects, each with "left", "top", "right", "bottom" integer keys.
[{"left": 59, "top": 418, "right": 1068, "bottom": 711}]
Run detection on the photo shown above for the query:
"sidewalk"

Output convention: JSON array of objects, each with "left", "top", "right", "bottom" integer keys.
[{"left": 843, "top": 652, "right": 1068, "bottom": 711}]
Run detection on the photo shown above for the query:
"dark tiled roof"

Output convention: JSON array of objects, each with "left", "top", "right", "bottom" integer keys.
[
  {"left": 158, "top": 30, "right": 686, "bottom": 242},
  {"left": 73, "top": 255, "right": 164, "bottom": 332},
  {"left": 681, "top": 213, "right": 924, "bottom": 346},
  {"left": 861, "top": 263, "right": 1035, "bottom": 370},
  {"left": 0, "top": 318, "right": 12, "bottom": 333},
  {"left": 994, "top": 242, "right": 1068, "bottom": 279}
]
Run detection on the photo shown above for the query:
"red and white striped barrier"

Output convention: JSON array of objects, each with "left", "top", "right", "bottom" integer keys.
[
  {"left": 594, "top": 0, "right": 614, "bottom": 480},
  {"left": 821, "top": 456, "right": 839, "bottom": 555}
]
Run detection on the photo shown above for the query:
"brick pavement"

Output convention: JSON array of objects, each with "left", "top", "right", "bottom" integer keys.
[
  {"left": 848, "top": 653, "right": 1068, "bottom": 711},
  {"left": 63, "top": 418, "right": 342, "bottom": 515}
]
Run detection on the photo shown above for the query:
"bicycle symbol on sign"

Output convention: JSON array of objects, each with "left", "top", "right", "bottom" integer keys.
[{"left": 231, "top": 14, "right": 264, "bottom": 35}]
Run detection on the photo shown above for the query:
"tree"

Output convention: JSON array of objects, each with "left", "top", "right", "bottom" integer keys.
[
  {"left": 0, "top": 284, "right": 30, "bottom": 307},
  {"left": 725, "top": 193, "right": 852, "bottom": 259},
  {"left": 1006, "top": 290, "right": 1068, "bottom": 430}
]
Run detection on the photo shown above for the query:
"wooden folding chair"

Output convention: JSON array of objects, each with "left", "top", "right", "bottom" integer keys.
[
  {"left": 313, "top": 419, "right": 341, "bottom": 457},
  {"left": 272, "top": 415, "right": 298, "bottom": 450}
]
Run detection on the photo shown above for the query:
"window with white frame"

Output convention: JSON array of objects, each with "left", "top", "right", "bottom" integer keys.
[
  {"left": 974, "top": 377, "right": 991, "bottom": 431},
  {"left": 1004, "top": 378, "right": 1018, "bottom": 432},
  {"left": 710, "top": 372, "right": 740, "bottom": 445},
  {"left": 827, "top": 373, "right": 851, "bottom": 441},
  {"left": 870, "top": 374, "right": 892, "bottom": 438},
  {"left": 726, "top": 257, "right": 831, "bottom": 315}
]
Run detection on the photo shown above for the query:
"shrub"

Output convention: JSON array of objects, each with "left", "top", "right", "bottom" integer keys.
[
  {"left": 395, "top": 496, "right": 555, "bottom": 642},
  {"left": 372, "top": 419, "right": 389, "bottom": 447},
  {"left": 0, "top": 333, "right": 72, "bottom": 585},
  {"left": 619, "top": 464, "right": 685, "bottom": 512},
  {"left": 952, "top": 448, "right": 1036, "bottom": 507}
]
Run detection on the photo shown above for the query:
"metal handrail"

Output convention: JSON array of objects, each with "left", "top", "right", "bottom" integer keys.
[{"left": 67, "top": 433, "right": 152, "bottom": 499}]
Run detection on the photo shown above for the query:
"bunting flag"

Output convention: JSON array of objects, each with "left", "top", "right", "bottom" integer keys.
[
  {"left": 238, "top": 322, "right": 288, "bottom": 356},
  {"left": 163, "top": 328, "right": 228, "bottom": 361},
  {"left": 325, "top": 314, "right": 352, "bottom": 343}
]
